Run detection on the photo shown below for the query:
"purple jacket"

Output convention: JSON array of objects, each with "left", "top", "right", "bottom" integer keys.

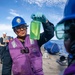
[
  {"left": 64, "top": 63, "right": 75, "bottom": 75},
  {"left": 9, "top": 35, "right": 44, "bottom": 75}
]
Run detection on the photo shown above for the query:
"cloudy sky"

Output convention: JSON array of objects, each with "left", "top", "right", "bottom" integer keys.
[{"left": 0, "top": 0, "right": 67, "bottom": 40}]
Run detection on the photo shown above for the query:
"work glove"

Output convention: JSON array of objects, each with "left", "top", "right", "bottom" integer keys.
[{"left": 31, "top": 13, "right": 48, "bottom": 23}]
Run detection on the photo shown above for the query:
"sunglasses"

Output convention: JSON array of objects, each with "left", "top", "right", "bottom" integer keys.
[{"left": 14, "top": 25, "right": 27, "bottom": 32}]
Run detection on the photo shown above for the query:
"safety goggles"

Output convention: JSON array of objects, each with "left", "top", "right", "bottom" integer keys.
[
  {"left": 55, "top": 23, "right": 65, "bottom": 40},
  {"left": 55, "top": 20, "right": 75, "bottom": 40},
  {"left": 14, "top": 25, "right": 27, "bottom": 32}
]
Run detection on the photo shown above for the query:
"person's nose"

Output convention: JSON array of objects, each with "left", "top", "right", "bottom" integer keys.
[{"left": 20, "top": 28, "right": 24, "bottom": 30}]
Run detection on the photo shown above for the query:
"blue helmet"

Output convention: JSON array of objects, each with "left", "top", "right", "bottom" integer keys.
[
  {"left": 58, "top": 0, "right": 75, "bottom": 24},
  {"left": 12, "top": 16, "right": 28, "bottom": 28}
]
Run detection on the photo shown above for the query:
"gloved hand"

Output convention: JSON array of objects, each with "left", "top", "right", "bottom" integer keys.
[{"left": 31, "top": 13, "right": 48, "bottom": 23}]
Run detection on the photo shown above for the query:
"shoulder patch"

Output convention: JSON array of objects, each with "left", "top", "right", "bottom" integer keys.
[
  {"left": 30, "top": 39, "right": 34, "bottom": 44},
  {"left": 11, "top": 40, "right": 17, "bottom": 48}
]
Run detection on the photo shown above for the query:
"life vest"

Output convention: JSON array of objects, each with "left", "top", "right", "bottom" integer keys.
[{"left": 9, "top": 35, "right": 43, "bottom": 75}]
